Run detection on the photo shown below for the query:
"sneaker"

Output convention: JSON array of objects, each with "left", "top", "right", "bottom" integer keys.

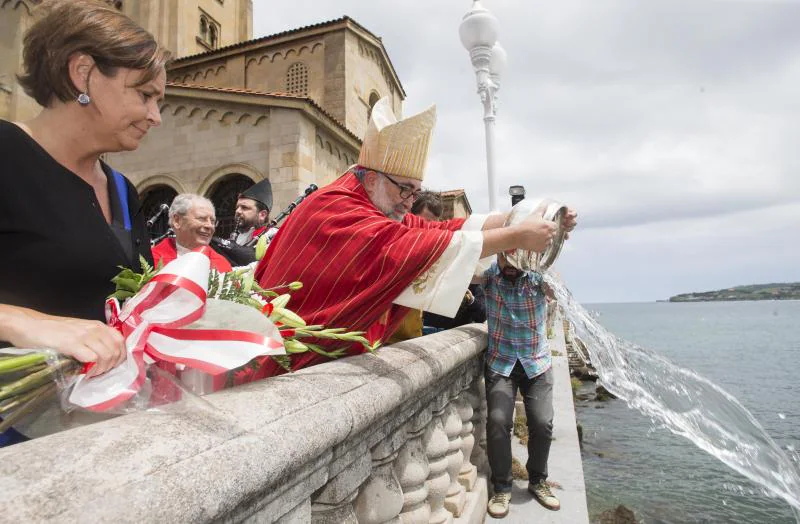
[
  {"left": 529, "top": 479, "right": 560, "bottom": 511},
  {"left": 487, "top": 492, "right": 512, "bottom": 518}
]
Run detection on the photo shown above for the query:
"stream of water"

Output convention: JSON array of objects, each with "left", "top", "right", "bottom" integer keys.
[{"left": 547, "top": 277, "right": 800, "bottom": 522}]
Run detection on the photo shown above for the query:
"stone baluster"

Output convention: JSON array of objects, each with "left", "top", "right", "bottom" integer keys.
[
  {"left": 456, "top": 387, "right": 478, "bottom": 491},
  {"left": 395, "top": 410, "right": 432, "bottom": 524},
  {"left": 443, "top": 386, "right": 467, "bottom": 517},
  {"left": 469, "top": 374, "right": 490, "bottom": 475},
  {"left": 354, "top": 437, "right": 405, "bottom": 524},
  {"left": 311, "top": 451, "right": 372, "bottom": 524},
  {"left": 423, "top": 393, "right": 453, "bottom": 524}
]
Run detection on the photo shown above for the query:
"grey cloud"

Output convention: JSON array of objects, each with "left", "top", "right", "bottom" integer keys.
[{"left": 253, "top": 0, "right": 800, "bottom": 301}]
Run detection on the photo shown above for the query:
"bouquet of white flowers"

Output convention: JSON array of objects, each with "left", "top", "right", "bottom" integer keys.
[{"left": 0, "top": 247, "right": 375, "bottom": 430}]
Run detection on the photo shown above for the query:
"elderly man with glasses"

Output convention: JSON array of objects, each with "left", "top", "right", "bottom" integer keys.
[
  {"left": 151, "top": 193, "right": 233, "bottom": 272},
  {"left": 253, "top": 97, "right": 576, "bottom": 376}
]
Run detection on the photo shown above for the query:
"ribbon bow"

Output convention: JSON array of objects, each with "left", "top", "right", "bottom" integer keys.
[{"left": 69, "top": 248, "right": 284, "bottom": 411}]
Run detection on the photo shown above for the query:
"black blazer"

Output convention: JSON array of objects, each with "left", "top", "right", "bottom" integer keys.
[{"left": 0, "top": 120, "right": 152, "bottom": 323}]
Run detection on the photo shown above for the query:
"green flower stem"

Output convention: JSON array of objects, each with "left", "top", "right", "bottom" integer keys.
[
  {"left": 0, "top": 353, "right": 48, "bottom": 376},
  {"left": 293, "top": 329, "right": 369, "bottom": 346},
  {"left": 0, "top": 358, "right": 76, "bottom": 402}
]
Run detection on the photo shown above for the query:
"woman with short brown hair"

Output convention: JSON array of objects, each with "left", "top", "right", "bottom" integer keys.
[
  {"left": 17, "top": 0, "right": 169, "bottom": 110},
  {"left": 0, "top": 0, "right": 171, "bottom": 444}
]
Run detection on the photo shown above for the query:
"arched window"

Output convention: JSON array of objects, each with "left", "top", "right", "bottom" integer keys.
[
  {"left": 285, "top": 62, "right": 309, "bottom": 96},
  {"left": 207, "top": 174, "right": 255, "bottom": 238},
  {"left": 367, "top": 91, "right": 381, "bottom": 121},
  {"left": 209, "top": 25, "right": 218, "bottom": 49},
  {"left": 198, "top": 11, "right": 220, "bottom": 51},
  {"left": 140, "top": 185, "right": 178, "bottom": 240},
  {"left": 199, "top": 16, "right": 208, "bottom": 39},
  {"left": 369, "top": 91, "right": 381, "bottom": 107}
]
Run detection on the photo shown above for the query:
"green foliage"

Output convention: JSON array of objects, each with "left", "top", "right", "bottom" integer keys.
[
  {"left": 669, "top": 282, "right": 800, "bottom": 302},
  {"left": 208, "top": 269, "right": 264, "bottom": 310},
  {"left": 109, "top": 256, "right": 163, "bottom": 300}
]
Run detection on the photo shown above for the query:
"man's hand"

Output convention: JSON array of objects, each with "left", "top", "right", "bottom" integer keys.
[
  {"left": 562, "top": 208, "right": 578, "bottom": 238},
  {"left": 515, "top": 216, "right": 558, "bottom": 253},
  {"left": 463, "top": 288, "right": 475, "bottom": 305},
  {"left": 9, "top": 314, "right": 126, "bottom": 377}
]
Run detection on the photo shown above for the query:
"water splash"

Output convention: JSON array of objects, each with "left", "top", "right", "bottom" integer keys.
[{"left": 547, "top": 276, "right": 800, "bottom": 519}]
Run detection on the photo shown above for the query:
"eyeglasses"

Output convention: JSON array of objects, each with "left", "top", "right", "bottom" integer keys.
[{"left": 380, "top": 172, "right": 422, "bottom": 201}]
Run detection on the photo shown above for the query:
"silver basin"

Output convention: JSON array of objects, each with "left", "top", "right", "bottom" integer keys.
[{"left": 503, "top": 198, "right": 568, "bottom": 273}]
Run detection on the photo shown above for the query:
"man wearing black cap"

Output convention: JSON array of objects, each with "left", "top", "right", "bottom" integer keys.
[
  {"left": 233, "top": 178, "right": 274, "bottom": 247},
  {"left": 210, "top": 179, "right": 275, "bottom": 266}
]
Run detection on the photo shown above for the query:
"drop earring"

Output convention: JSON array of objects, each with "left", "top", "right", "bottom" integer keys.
[{"left": 77, "top": 92, "right": 91, "bottom": 106}]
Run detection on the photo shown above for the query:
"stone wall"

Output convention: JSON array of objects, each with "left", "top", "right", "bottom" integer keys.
[
  {"left": 0, "top": 0, "right": 38, "bottom": 122},
  {"left": 0, "top": 325, "right": 491, "bottom": 523},
  {"left": 345, "top": 31, "right": 404, "bottom": 140},
  {"left": 123, "top": 0, "right": 252, "bottom": 59},
  {"left": 106, "top": 96, "right": 358, "bottom": 215},
  {"left": 243, "top": 37, "right": 327, "bottom": 98},
  {"left": 168, "top": 21, "right": 405, "bottom": 143}
]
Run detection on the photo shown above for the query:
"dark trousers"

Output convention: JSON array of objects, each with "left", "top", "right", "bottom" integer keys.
[{"left": 485, "top": 362, "right": 554, "bottom": 492}]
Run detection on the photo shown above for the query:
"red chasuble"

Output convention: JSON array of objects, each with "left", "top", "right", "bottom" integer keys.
[
  {"left": 254, "top": 171, "right": 466, "bottom": 376},
  {"left": 151, "top": 238, "right": 233, "bottom": 273}
]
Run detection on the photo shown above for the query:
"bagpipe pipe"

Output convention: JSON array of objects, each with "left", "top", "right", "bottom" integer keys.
[
  {"left": 148, "top": 203, "right": 173, "bottom": 247},
  {"left": 264, "top": 184, "right": 318, "bottom": 233},
  {"left": 211, "top": 183, "right": 319, "bottom": 266}
]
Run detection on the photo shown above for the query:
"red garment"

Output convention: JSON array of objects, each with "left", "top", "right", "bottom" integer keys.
[
  {"left": 151, "top": 238, "right": 233, "bottom": 273},
  {"left": 254, "top": 171, "right": 466, "bottom": 376}
]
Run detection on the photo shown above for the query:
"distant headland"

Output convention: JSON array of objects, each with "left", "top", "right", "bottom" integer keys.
[{"left": 668, "top": 283, "right": 800, "bottom": 302}]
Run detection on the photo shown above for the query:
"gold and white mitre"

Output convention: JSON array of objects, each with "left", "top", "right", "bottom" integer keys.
[{"left": 358, "top": 96, "right": 436, "bottom": 181}]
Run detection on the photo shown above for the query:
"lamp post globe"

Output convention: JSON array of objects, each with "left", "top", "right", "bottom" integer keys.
[
  {"left": 461, "top": 0, "right": 505, "bottom": 212},
  {"left": 459, "top": 0, "right": 499, "bottom": 52},
  {"left": 489, "top": 41, "right": 507, "bottom": 87}
]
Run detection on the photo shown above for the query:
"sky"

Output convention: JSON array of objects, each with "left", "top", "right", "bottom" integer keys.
[{"left": 253, "top": 0, "right": 800, "bottom": 303}]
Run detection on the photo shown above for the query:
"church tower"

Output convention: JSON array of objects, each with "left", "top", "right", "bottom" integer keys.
[{"left": 121, "top": 0, "right": 252, "bottom": 59}]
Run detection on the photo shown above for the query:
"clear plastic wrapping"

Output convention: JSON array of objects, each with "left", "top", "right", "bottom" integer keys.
[{"left": 0, "top": 250, "right": 285, "bottom": 440}]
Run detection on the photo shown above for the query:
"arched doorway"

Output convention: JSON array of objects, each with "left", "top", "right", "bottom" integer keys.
[
  {"left": 139, "top": 185, "right": 178, "bottom": 240},
  {"left": 367, "top": 91, "right": 381, "bottom": 122},
  {"left": 207, "top": 174, "right": 254, "bottom": 239}
]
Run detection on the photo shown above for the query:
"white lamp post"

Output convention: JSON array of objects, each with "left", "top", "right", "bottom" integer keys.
[{"left": 460, "top": 0, "right": 507, "bottom": 212}]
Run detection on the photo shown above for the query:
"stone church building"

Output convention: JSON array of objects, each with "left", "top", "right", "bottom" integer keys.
[{"left": 1, "top": 0, "right": 469, "bottom": 236}]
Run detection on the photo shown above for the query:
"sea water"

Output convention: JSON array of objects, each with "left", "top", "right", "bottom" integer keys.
[{"left": 547, "top": 278, "right": 800, "bottom": 523}]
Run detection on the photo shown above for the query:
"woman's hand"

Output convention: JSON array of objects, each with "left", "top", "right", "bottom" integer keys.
[{"left": 0, "top": 306, "right": 126, "bottom": 377}]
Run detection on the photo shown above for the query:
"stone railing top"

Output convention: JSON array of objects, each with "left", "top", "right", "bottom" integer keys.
[{"left": 0, "top": 325, "right": 488, "bottom": 523}]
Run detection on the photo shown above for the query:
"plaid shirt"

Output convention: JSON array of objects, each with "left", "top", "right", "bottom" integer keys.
[{"left": 481, "top": 262, "right": 551, "bottom": 379}]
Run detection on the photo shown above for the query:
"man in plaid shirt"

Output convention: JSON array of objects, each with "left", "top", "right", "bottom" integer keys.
[{"left": 480, "top": 252, "right": 560, "bottom": 518}]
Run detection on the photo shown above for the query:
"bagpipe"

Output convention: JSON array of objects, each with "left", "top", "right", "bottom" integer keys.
[
  {"left": 212, "top": 183, "right": 318, "bottom": 266},
  {"left": 264, "top": 184, "right": 318, "bottom": 233}
]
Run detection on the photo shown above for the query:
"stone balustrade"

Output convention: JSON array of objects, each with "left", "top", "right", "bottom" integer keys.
[{"left": 0, "top": 325, "right": 490, "bottom": 524}]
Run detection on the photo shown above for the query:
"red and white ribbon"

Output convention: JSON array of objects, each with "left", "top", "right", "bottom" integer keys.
[{"left": 68, "top": 247, "right": 284, "bottom": 411}]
